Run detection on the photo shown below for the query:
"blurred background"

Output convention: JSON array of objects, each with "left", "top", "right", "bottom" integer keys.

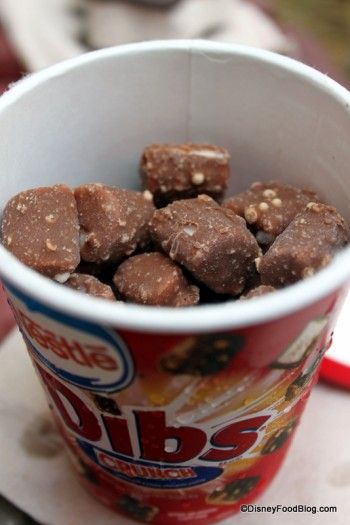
[
  {"left": 0, "top": 0, "right": 349, "bottom": 83},
  {"left": 0, "top": 0, "right": 349, "bottom": 523}
]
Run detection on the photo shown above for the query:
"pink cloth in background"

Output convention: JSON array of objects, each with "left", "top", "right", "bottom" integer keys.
[
  {"left": 0, "top": 26, "right": 22, "bottom": 340},
  {"left": 0, "top": 288, "right": 14, "bottom": 339}
]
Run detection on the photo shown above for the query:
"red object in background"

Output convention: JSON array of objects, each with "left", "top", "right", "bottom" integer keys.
[
  {"left": 0, "top": 26, "right": 23, "bottom": 340},
  {"left": 321, "top": 357, "right": 350, "bottom": 390},
  {"left": 0, "top": 28, "right": 23, "bottom": 92}
]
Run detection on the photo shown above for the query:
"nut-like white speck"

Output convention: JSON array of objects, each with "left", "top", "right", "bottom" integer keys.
[
  {"left": 121, "top": 234, "right": 130, "bottom": 243},
  {"left": 259, "top": 202, "right": 269, "bottom": 211},
  {"left": 89, "top": 236, "right": 101, "bottom": 248},
  {"left": 54, "top": 272, "right": 70, "bottom": 283},
  {"left": 191, "top": 172, "right": 205, "bottom": 185},
  {"left": 272, "top": 198, "right": 282, "bottom": 208},
  {"left": 143, "top": 190, "right": 153, "bottom": 202},
  {"left": 255, "top": 257, "right": 262, "bottom": 272},
  {"left": 302, "top": 267, "right": 314, "bottom": 278},
  {"left": 79, "top": 231, "right": 88, "bottom": 247},
  {"left": 263, "top": 189, "right": 276, "bottom": 199},
  {"left": 307, "top": 202, "right": 322, "bottom": 212},
  {"left": 321, "top": 254, "right": 332, "bottom": 267},
  {"left": 7, "top": 236, "right": 12, "bottom": 245},
  {"left": 198, "top": 194, "right": 212, "bottom": 203},
  {"left": 183, "top": 225, "right": 196, "bottom": 236},
  {"left": 244, "top": 206, "right": 258, "bottom": 224},
  {"left": 16, "top": 203, "right": 27, "bottom": 214},
  {"left": 45, "top": 214, "right": 57, "bottom": 224},
  {"left": 46, "top": 239, "right": 57, "bottom": 251}
]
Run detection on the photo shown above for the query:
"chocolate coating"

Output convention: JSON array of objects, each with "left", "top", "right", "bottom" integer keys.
[
  {"left": 150, "top": 195, "right": 261, "bottom": 295},
  {"left": 140, "top": 143, "right": 230, "bottom": 206},
  {"left": 223, "top": 181, "right": 319, "bottom": 245},
  {"left": 75, "top": 184, "right": 154, "bottom": 263},
  {"left": 241, "top": 285, "right": 276, "bottom": 300},
  {"left": 1, "top": 184, "right": 80, "bottom": 279},
  {"left": 65, "top": 273, "right": 116, "bottom": 301},
  {"left": 113, "top": 252, "right": 199, "bottom": 306},
  {"left": 258, "top": 202, "right": 349, "bottom": 287}
]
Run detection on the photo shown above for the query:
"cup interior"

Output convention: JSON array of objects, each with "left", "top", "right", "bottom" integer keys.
[
  {"left": 1, "top": 41, "right": 350, "bottom": 214},
  {"left": 0, "top": 40, "right": 350, "bottom": 331}
]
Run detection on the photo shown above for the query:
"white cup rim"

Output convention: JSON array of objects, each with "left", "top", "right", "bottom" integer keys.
[{"left": 1, "top": 40, "right": 350, "bottom": 333}]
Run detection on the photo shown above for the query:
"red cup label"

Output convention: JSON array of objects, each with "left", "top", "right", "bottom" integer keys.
[
  {"left": 2, "top": 279, "right": 338, "bottom": 524},
  {"left": 35, "top": 361, "right": 274, "bottom": 488}
]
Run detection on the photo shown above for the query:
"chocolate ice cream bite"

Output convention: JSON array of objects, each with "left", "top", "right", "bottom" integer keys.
[
  {"left": 75, "top": 183, "right": 154, "bottom": 264},
  {"left": 113, "top": 252, "right": 199, "bottom": 306},
  {"left": 65, "top": 273, "right": 116, "bottom": 301},
  {"left": 258, "top": 202, "right": 349, "bottom": 287},
  {"left": 150, "top": 195, "right": 261, "bottom": 295},
  {"left": 1, "top": 184, "right": 80, "bottom": 280},
  {"left": 140, "top": 143, "right": 230, "bottom": 207}
]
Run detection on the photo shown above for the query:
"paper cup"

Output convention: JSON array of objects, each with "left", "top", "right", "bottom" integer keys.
[{"left": 0, "top": 41, "right": 350, "bottom": 525}]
